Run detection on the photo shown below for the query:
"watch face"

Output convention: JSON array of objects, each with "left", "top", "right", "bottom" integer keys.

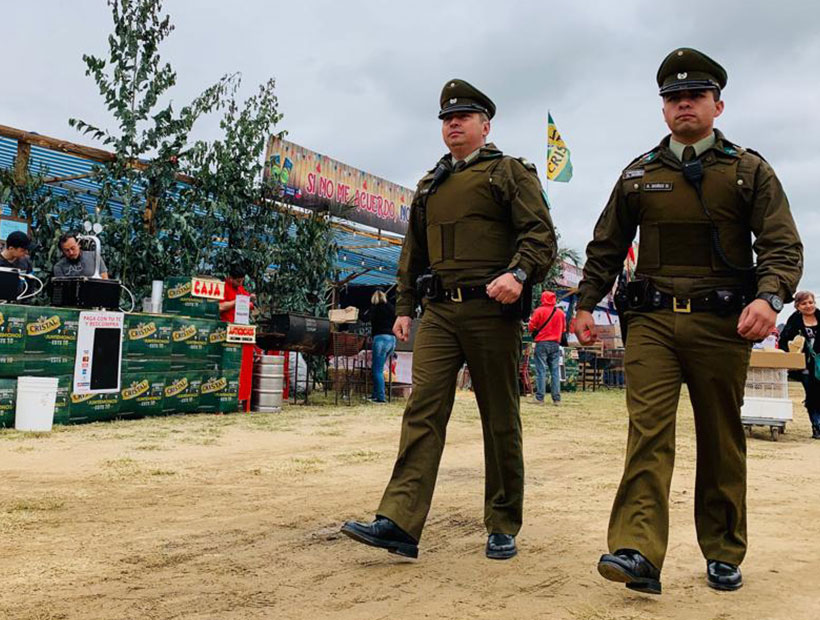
[
  {"left": 514, "top": 268, "right": 526, "bottom": 283},
  {"left": 762, "top": 294, "right": 783, "bottom": 311}
]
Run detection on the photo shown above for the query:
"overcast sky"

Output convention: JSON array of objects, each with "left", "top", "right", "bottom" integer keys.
[{"left": 2, "top": 0, "right": 819, "bottom": 309}]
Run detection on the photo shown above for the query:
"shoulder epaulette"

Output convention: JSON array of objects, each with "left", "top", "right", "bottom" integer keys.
[
  {"left": 742, "top": 146, "right": 768, "bottom": 164},
  {"left": 625, "top": 146, "right": 660, "bottom": 170},
  {"left": 512, "top": 156, "right": 538, "bottom": 174}
]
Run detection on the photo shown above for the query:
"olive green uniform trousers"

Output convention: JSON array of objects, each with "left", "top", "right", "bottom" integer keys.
[
  {"left": 377, "top": 297, "right": 523, "bottom": 541},
  {"left": 609, "top": 309, "right": 752, "bottom": 569}
]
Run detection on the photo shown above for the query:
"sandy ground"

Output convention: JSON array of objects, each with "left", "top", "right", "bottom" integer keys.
[{"left": 1, "top": 384, "right": 819, "bottom": 620}]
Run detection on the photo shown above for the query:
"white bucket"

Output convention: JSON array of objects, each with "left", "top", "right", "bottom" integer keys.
[{"left": 15, "top": 376, "right": 59, "bottom": 432}]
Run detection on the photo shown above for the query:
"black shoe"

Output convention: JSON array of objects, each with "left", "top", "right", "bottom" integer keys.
[
  {"left": 340, "top": 516, "right": 418, "bottom": 559},
  {"left": 486, "top": 533, "right": 517, "bottom": 560},
  {"left": 812, "top": 425, "right": 820, "bottom": 439},
  {"left": 706, "top": 560, "right": 743, "bottom": 591},
  {"left": 598, "top": 549, "right": 662, "bottom": 595}
]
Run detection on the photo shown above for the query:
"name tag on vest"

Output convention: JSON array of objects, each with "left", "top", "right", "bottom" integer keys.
[
  {"left": 623, "top": 169, "right": 644, "bottom": 179},
  {"left": 643, "top": 182, "right": 673, "bottom": 191}
]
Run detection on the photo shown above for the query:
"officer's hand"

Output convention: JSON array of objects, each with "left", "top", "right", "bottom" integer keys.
[
  {"left": 393, "top": 316, "right": 412, "bottom": 342},
  {"left": 574, "top": 310, "right": 599, "bottom": 345},
  {"left": 486, "top": 273, "right": 523, "bottom": 304},
  {"left": 737, "top": 299, "right": 777, "bottom": 341}
]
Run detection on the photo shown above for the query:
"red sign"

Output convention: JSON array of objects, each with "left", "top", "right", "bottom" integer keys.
[
  {"left": 226, "top": 324, "right": 256, "bottom": 344},
  {"left": 191, "top": 277, "right": 225, "bottom": 300}
]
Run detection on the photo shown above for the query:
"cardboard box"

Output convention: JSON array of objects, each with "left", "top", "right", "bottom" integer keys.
[
  {"left": 119, "top": 372, "right": 165, "bottom": 416},
  {"left": 123, "top": 313, "right": 174, "bottom": 357},
  {"left": 25, "top": 307, "right": 79, "bottom": 354},
  {"left": 172, "top": 317, "right": 219, "bottom": 358},
  {"left": 198, "top": 370, "right": 240, "bottom": 413},
  {"left": 329, "top": 306, "right": 359, "bottom": 324},
  {"left": 68, "top": 390, "right": 120, "bottom": 423},
  {"left": 163, "top": 371, "right": 202, "bottom": 414},
  {"left": 53, "top": 376, "right": 71, "bottom": 426},
  {"left": 0, "top": 377, "right": 15, "bottom": 428},
  {"left": 122, "top": 357, "right": 172, "bottom": 374},
  {"left": 163, "top": 276, "right": 220, "bottom": 319},
  {"left": 749, "top": 349, "right": 805, "bottom": 370},
  {"left": 24, "top": 355, "right": 75, "bottom": 377},
  {"left": 0, "top": 354, "right": 27, "bottom": 377},
  {"left": 0, "top": 304, "right": 28, "bottom": 354},
  {"left": 220, "top": 342, "right": 244, "bottom": 372}
]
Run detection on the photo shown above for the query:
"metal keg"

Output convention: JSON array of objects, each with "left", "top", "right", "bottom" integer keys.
[{"left": 252, "top": 354, "right": 285, "bottom": 412}]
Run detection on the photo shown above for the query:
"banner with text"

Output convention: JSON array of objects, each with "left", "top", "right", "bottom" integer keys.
[{"left": 264, "top": 137, "right": 414, "bottom": 235}]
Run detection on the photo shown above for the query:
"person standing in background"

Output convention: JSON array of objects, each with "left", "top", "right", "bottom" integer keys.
[
  {"left": 219, "top": 264, "right": 255, "bottom": 323},
  {"left": 367, "top": 289, "right": 396, "bottom": 403},
  {"left": 778, "top": 290, "right": 820, "bottom": 439},
  {"left": 527, "top": 290, "right": 566, "bottom": 405}
]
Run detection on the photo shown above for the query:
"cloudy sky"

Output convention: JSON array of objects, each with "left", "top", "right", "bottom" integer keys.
[{"left": 3, "top": 0, "right": 819, "bottom": 308}]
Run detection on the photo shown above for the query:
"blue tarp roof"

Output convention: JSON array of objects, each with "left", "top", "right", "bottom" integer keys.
[{"left": 0, "top": 135, "right": 400, "bottom": 287}]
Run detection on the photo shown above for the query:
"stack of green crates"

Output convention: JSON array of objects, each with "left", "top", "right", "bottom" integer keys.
[
  {"left": 0, "top": 305, "right": 79, "bottom": 428},
  {"left": 0, "top": 290, "right": 243, "bottom": 428}
]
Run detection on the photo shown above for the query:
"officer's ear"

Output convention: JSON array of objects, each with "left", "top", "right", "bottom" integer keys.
[
  {"left": 713, "top": 97, "right": 725, "bottom": 119},
  {"left": 481, "top": 114, "right": 491, "bottom": 139}
]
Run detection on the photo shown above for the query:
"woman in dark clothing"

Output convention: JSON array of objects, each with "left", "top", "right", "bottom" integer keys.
[
  {"left": 368, "top": 289, "right": 396, "bottom": 403},
  {"left": 778, "top": 290, "right": 820, "bottom": 439}
]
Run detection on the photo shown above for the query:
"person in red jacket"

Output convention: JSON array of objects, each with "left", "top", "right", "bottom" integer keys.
[{"left": 527, "top": 290, "right": 566, "bottom": 405}]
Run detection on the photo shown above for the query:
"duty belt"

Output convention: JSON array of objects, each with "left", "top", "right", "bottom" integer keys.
[
  {"left": 440, "top": 285, "right": 489, "bottom": 303},
  {"left": 626, "top": 280, "right": 751, "bottom": 314}
]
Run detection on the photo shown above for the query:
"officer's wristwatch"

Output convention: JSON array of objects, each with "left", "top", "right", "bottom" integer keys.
[
  {"left": 509, "top": 267, "right": 527, "bottom": 284},
  {"left": 757, "top": 293, "right": 784, "bottom": 312}
]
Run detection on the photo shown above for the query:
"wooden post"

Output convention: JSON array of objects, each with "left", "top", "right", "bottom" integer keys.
[{"left": 9, "top": 140, "right": 32, "bottom": 216}]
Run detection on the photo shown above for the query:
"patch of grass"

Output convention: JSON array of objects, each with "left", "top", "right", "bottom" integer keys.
[
  {"left": 147, "top": 468, "right": 177, "bottom": 476},
  {"left": 5, "top": 496, "right": 65, "bottom": 513},
  {"left": 272, "top": 456, "right": 327, "bottom": 474},
  {"left": 133, "top": 443, "right": 166, "bottom": 451},
  {"left": 336, "top": 449, "right": 383, "bottom": 464}
]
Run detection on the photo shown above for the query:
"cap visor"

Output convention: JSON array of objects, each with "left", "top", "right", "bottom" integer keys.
[
  {"left": 659, "top": 81, "right": 719, "bottom": 96},
  {"left": 438, "top": 104, "right": 488, "bottom": 119}
]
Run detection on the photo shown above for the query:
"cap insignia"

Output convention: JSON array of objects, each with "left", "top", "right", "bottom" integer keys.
[
  {"left": 677, "top": 72, "right": 687, "bottom": 79},
  {"left": 677, "top": 50, "right": 684, "bottom": 56},
  {"left": 449, "top": 98, "right": 457, "bottom": 104},
  {"left": 449, "top": 82, "right": 456, "bottom": 87}
]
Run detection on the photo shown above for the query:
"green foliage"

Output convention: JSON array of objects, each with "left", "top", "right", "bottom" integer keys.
[
  {"left": 67, "top": 0, "right": 233, "bottom": 297},
  {"left": 0, "top": 167, "right": 89, "bottom": 303},
  {"left": 4, "top": 0, "right": 339, "bottom": 315}
]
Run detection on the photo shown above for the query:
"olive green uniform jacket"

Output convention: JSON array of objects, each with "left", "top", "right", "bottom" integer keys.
[
  {"left": 378, "top": 143, "right": 556, "bottom": 541},
  {"left": 576, "top": 130, "right": 802, "bottom": 570}
]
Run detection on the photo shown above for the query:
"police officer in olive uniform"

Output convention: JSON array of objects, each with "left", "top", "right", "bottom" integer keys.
[
  {"left": 342, "top": 79, "right": 557, "bottom": 560},
  {"left": 575, "top": 48, "right": 803, "bottom": 594}
]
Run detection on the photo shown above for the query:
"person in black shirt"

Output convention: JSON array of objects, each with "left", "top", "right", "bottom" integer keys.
[
  {"left": 778, "top": 290, "right": 820, "bottom": 439},
  {"left": 368, "top": 289, "right": 396, "bottom": 403},
  {"left": 0, "top": 231, "right": 33, "bottom": 273}
]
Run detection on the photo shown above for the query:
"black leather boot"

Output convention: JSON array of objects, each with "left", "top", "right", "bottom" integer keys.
[
  {"left": 341, "top": 516, "right": 419, "bottom": 558},
  {"left": 598, "top": 549, "right": 662, "bottom": 595},
  {"left": 707, "top": 560, "right": 743, "bottom": 590},
  {"left": 486, "top": 533, "right": 517, "bottom": 559},
  {"left": 812, "top": 424, "right": 820, "bottom": 439}
]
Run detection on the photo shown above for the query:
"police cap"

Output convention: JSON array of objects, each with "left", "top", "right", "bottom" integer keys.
[
  {"left": 656, "top": 48, "right": 727, "bottom": 96},
  {"left": 438, "top": 79, "right": 496, "bottom": 120}
]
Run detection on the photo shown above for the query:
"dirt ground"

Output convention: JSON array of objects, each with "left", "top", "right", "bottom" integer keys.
[{"left": 1, "top": 384, "right": 819, "bottom": 620}]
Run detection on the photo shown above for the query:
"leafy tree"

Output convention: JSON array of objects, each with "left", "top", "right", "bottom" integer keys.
[{"left": 68, "top": 0, "right": 232, "bottom": 295}]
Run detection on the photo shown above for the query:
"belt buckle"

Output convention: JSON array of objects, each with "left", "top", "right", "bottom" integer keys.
[
  {"left": 673, "top": 297, "right": 691, "bottom": 313},
  {"left": 450, "top": 287, "right": 463, "bottom": 303}
]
